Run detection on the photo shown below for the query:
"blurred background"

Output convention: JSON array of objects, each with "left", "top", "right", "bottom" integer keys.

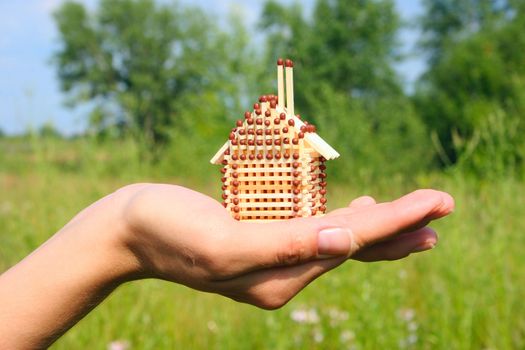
[{"left": 1, "top": 0, "right": 524, "bottom": 349}]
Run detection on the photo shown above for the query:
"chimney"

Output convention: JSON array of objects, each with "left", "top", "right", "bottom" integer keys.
[
  {"left": 285, "top": 59, "right": 294, "bottom": 116},
  {"left": 277, "top": 58, "right": 285, "bottom": 109}
]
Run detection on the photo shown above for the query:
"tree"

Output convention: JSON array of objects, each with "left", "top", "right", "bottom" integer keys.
[
  {"left": 416, "top": 0, "right": 525, "bottom": 174},
  {"left": 260, "top": 0, "right": 430, "bottom": 178},
  {"left": 52, "top": 0, "right": 262, "bottom": 150},
  {"left": 38, "top": 122, "right": 62, "bottom": 139},
  {"left": 419, "top": 0, "right": 513, "bottom": 64},
  {"left": 261, "top": 0, "right": 403, "bottom": 99}
]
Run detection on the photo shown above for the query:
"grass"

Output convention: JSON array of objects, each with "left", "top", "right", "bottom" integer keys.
[{"left": 1, "top": 137, "right": 524, "bottom": 349}]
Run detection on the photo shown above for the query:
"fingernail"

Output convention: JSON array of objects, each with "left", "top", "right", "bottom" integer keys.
[
  {"left": 318, "top": 227, "right": 353, "bottom": 256},
  {"left": 413, "top": 241, "right": 436, "bottom": 253}
]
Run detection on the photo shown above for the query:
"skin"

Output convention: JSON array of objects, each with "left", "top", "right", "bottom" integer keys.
[{"left": 0, "top": 184, "right": 454, "bottom": 349}]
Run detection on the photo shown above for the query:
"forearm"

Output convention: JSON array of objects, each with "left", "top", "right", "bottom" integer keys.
[{"left": 0, "top": 196, "right": 136, "bottom": 349}]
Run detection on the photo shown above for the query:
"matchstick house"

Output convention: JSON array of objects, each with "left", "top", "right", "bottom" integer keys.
[{"left": 211, "top": 59, "right": 339, "bottom": 221}]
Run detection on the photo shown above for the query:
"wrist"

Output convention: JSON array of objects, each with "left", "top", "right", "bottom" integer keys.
[
  {"left": 103, "top": 184, "right": 154, "bottom": 282},
  {"left": 68, "top": 195, "right": 141, "bottom": 287},
  {"left": 65, "top": 183, "right": 151, "bottom": 285},
  {"left": 113, "top": 183, "right": 178, "bottom": 281}
]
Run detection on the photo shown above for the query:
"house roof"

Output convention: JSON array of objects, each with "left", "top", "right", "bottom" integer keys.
[
  {"left": 211, "top": 58, "right": 339, "bottom": 164},
  {"left": 210, "top": 104, "right": 339, "bottom": 164}
]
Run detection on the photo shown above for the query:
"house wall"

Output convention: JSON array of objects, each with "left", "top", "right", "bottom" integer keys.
[{"left": 220, "top": 147, "right": 327, "bottom": 221}]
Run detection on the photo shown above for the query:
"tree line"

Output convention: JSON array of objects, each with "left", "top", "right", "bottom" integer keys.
[{"left": 51, "top": 0, "right": 525, "bottom": 178}]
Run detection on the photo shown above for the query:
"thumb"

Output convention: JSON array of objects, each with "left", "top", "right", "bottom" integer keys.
[{"left": 229, "top": 218, "right": 354, "bottom": 271}]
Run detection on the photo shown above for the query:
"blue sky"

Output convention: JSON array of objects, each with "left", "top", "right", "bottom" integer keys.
[{"left": 0, "top": 0, "right": 424, "bottom": 135}]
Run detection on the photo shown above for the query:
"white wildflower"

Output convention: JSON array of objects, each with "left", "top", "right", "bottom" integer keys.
[
  {"left": 290, "top": 307, "right": 320, "bottom": 324},
  {"left": 207, "top": 320, "right": 218, "bottom": 333},
  {"left": 107, "top": 340, "right": 130, "bottom": 350},
  {"left": 397, "top": 308, "right": 415, "bottom": 322}
]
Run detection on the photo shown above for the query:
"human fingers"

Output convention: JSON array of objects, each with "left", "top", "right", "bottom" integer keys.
[
  {"left": 326, "top": 195, "right": 376, "bottom": 217},
  {"left": 351, "top": 227, "right": 437, "bottom": 262},
  {"left": 218, "top": 219, "right": 352, "bottom": 276},
  {"left": 329, "top": 189, "right": 453, "bottom": 249},
  {"left": 217, "top": 190, "right": 452, "bottom": 278},
  {"left": 349, "top": 195, "right": 376, "bottom": 208}
]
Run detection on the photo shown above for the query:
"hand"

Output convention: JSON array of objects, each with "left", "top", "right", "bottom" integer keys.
[
  {"left": 118, "top": 184, "right": 454, "bottom": 308},
  {"left": 0, "top": 183, "right": 454, "bottom": 348}
]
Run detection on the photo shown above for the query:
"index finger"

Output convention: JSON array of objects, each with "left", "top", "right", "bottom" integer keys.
[{"left": 330, "top": 189, "right": 454, "bottom": 248}]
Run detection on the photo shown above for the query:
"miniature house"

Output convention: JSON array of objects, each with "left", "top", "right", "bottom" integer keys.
[{"left": 211, "top": 58, "right": 339, "bottom": 221}]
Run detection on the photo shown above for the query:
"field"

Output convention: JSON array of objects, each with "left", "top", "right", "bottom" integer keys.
[{"left": 1, "top": 138, "right": 524, "bottom": 349}]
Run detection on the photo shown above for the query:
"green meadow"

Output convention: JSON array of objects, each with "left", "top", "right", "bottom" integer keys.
[
  {"left": 3, "top": 0, "right": 525, "bottom": 348},
  {"left": 1, "top": 137, "right": 524, "bottom": 349}
]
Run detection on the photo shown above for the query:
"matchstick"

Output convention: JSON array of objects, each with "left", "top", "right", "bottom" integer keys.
[
  {"left": 259, "top": 95, "right": 268, "bottom": 115},
  {"left": 277, "top": 58, "right": 285, "bottom": 109},
  {"left": 285, "top": 59, "right": 294, "bottom": 116}
]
